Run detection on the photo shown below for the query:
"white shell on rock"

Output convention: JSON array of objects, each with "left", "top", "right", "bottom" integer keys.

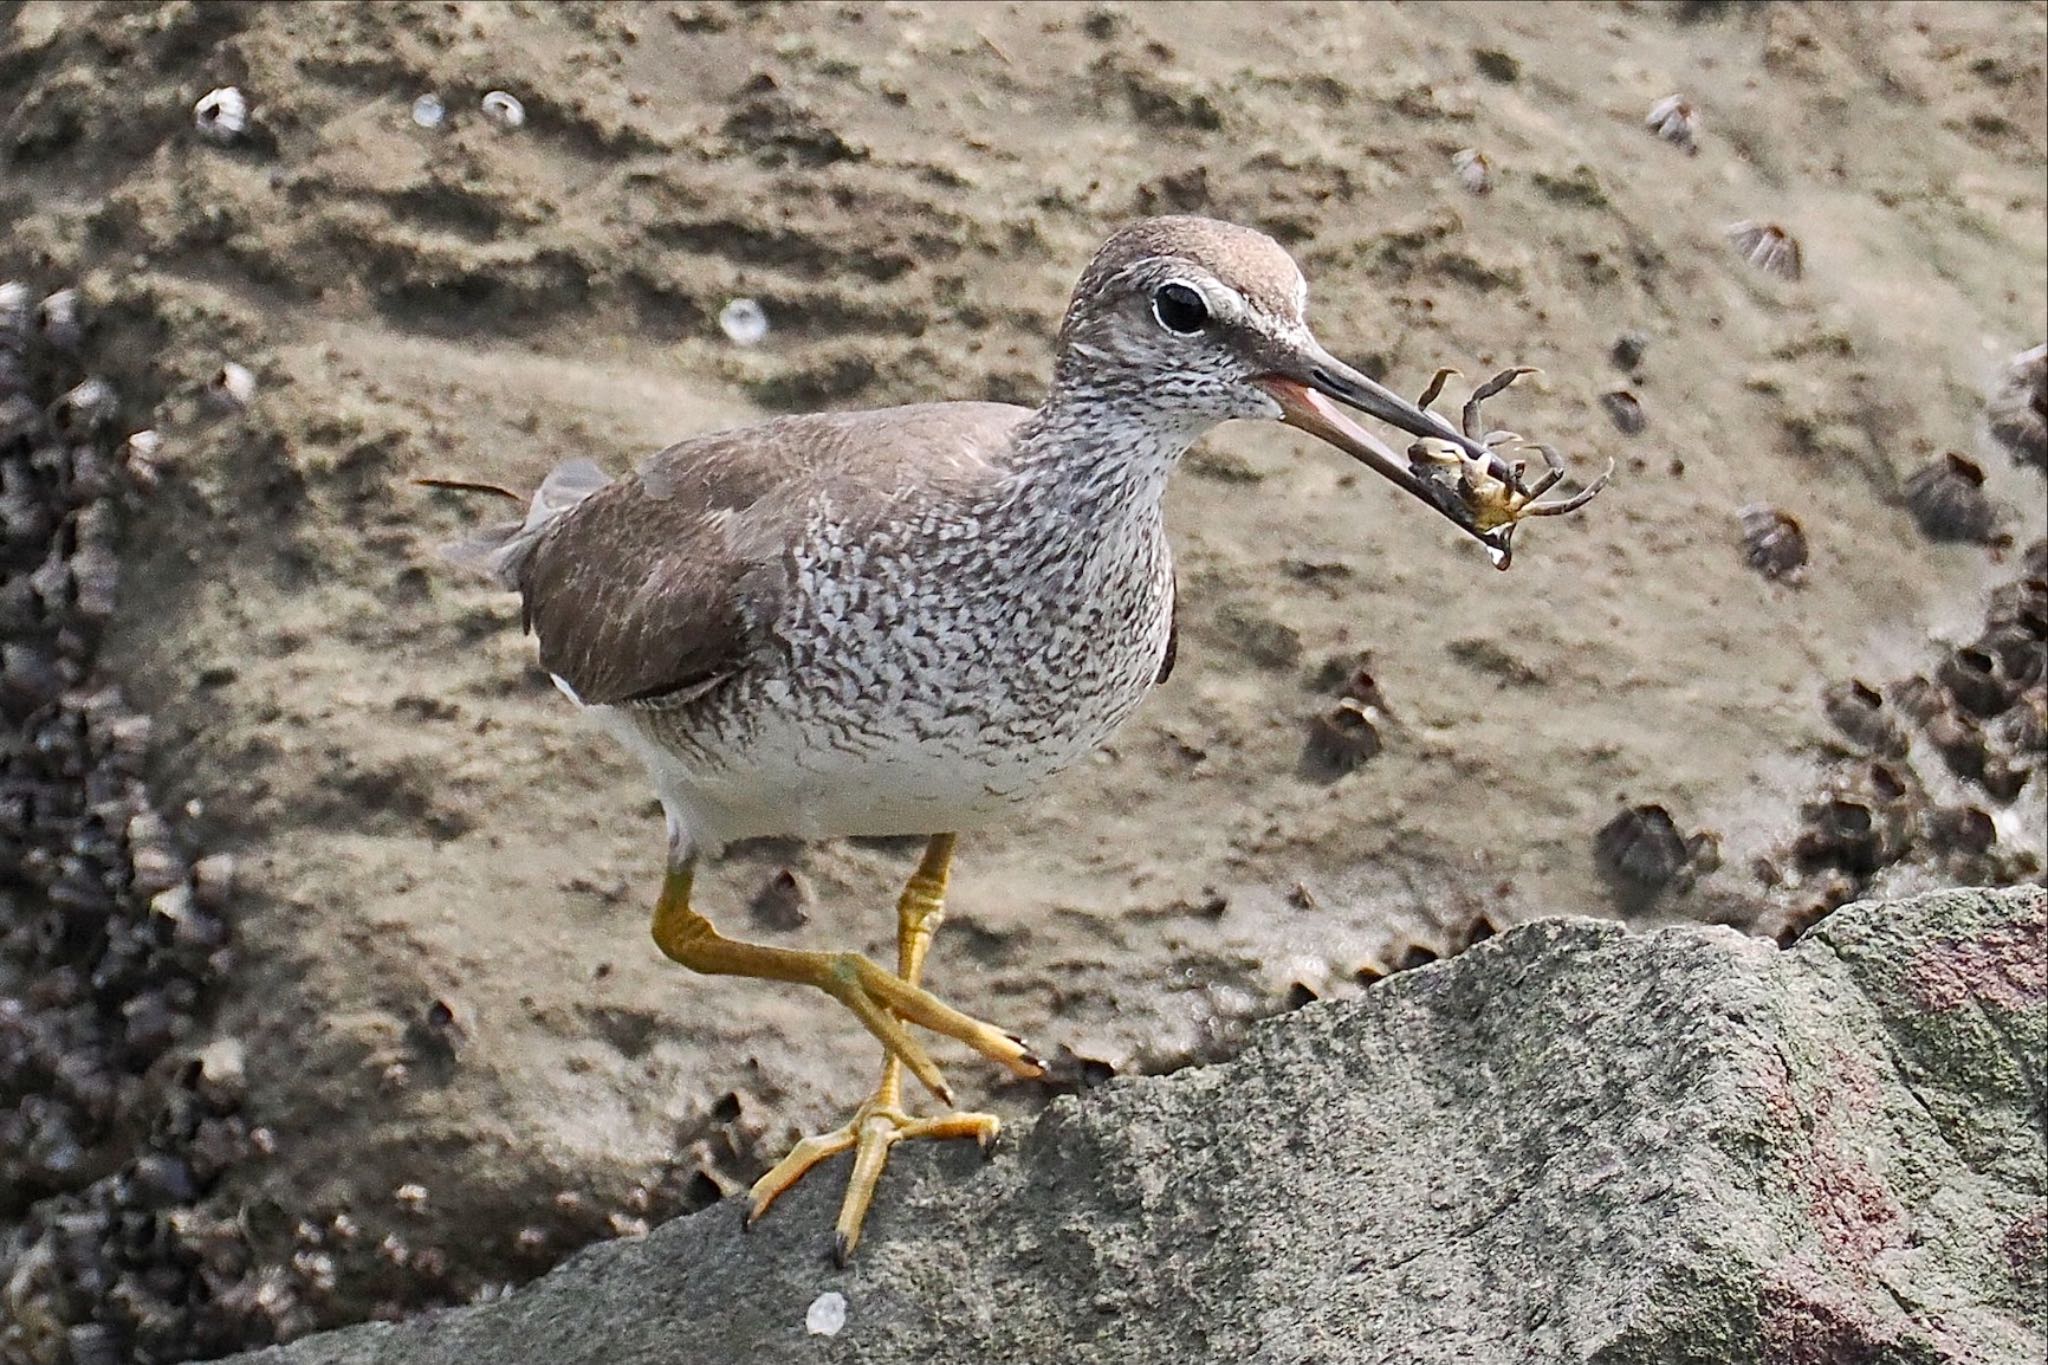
[
  {"left": 37, "top": 288, "right": 83, "bottom": 350},
  {"left": 124, "top": 429, "right": 165, "bottom": 487},
  {"left": 208, "top": 361, "right": 256, "bottom": 410},
  {"left": 1451, "top": 147, "right": 1492, "bottom": 195},
  {"left": 1645, "top": 94, "right": 1699, "bottom": 153},
  {"left": 804, "top": 1290, "right": 847, "bottom": 1337},
  {"left": 719, "top": 298, "right": 769, "bottom": 346},
  {"left": 411, "top": 93, "right": 447, "bottom": 129},
  {"left": 480, "top": 90, "right": 526, "bottom": 129},
  {"left": 194, "top": 87, "right": 250, "bottom": 143}
]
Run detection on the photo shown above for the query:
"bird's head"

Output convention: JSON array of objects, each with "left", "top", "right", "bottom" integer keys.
[{"left": 1051, "top": 215, "right": 1596, "bottom": 562}]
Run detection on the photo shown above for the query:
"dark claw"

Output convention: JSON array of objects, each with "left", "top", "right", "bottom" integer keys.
[{"left": 833, "top": 1232, "right": 854, "bottom": 1269}]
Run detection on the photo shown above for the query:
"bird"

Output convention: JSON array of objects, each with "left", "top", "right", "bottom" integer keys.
[{"left": 424, "top": 215, "right": 1606, "bottom": 1263}]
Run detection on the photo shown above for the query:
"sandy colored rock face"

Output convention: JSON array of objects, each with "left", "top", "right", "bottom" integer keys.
[
  {"left": 1, "top": 0, "right": 2044, "bottom": 1350},
  {"left": 218, "top": 888, "right": 2048, "bottom": 1365}
]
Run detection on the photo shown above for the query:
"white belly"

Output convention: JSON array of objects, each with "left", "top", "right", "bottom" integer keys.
[{"left": 583, "top": 684, "right": 1131, "bottom": 854}]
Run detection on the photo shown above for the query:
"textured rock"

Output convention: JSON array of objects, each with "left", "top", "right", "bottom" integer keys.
[{"left": 224, "top": 888, "right": 2045, "bottom": 1365}]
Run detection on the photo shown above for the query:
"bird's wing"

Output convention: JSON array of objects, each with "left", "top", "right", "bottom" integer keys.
[{"left": 519, "top": 402, "right": 1030, "bottom": 707}]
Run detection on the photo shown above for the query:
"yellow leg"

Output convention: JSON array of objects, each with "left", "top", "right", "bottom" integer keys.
[
  {"left": 650, "top": 852, "right": 1041, "bottom": 1106},
  {"left": 742, "top": 834, "right": 1005, "bottom": 1263}
]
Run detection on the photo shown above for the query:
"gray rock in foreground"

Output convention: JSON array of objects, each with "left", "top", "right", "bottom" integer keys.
[{"left": 226, "top": 888, "right": 2046, "bottom": 1365}]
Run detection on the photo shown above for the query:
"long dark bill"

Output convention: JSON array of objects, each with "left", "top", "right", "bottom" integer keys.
[{"left": 1255, "top": 346, "right": 1511, "bottom": 556}]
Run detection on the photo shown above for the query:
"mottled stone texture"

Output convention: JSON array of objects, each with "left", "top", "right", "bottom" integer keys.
[{"left": 226, "top": 888, "right": 2045, "bottom": 1365}]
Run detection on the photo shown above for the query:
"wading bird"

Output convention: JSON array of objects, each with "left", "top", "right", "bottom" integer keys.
[{"left": 428, "top": 215, "right": 1605, "bottom": 1262}]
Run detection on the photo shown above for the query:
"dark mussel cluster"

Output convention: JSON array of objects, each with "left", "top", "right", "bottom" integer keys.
[
  {"left": 0, "top": 282, "right": 283, "bottom": 1363},
  {"left": 1762, "top": 538, "right": 2047, "bottom": 941}
]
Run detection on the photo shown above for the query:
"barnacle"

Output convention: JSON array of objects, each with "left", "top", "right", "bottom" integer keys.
[
  {"left": 1938, "top": 643, "right": 2018, "bottom": 718},
  {"left": 36, "top": 288, "right": 82, "bottom": 351},
  {"left": 1924, "top": 804, "right": 1997, "bottom": 858},
  {"left": 1451, "top": 147, "right": 1492, "bottom": 195},
  {"left": 1738, "top": 503, "right": 1807, "bottom": 581},
  {"left": 1986, "top": 343, "right": 2045, "bottom": 471},
  {"left": 1903, "top": 452, "right": 1997, "bottom": 543},
  {"left": 1978, "top": 621, "right": 2045, "bottom": 690},
  {"left": 1303, "top": 697, "right": 1383, "bottom": 777},
  {"left": 1994, "top": 691, "right": 2046, "bottom": 756},
  {"left": 1645, "top": 94, "right": 1699, "bottom": 153},
  {"left": 51, "top": 377, "right": 117, "bottom": 436},
  {"left": 1726, "top": 221, "right": 1802, "bottom": 281},
  {"left": 1792, "top": 793, "right": 1904, "bottom": 878},
  {"left": 481, "top": 90, "right": 527, "bottom": 129},
  {"left": 1820, "top": 679, "right": 1908, "bottom": 757},
  {"left": 194, "top": 86, "right": 250, "bottom": 143},
  {"left": 123, "top": 429, "right": 165, "bottom": 488},
  {"left": 1599, "top": 389, "right": 1644, "bottom": 435},
  {"left": 1926, "top": 708, "right": 1989, "bottom": 782},
  {"left": 207, "top": 361, "right": 257, "bottom": 410},
  {"left": 1889, "top": 673, "right": 1948, "bottom": 727},
  {"left": 748, "top": 866, "right": 813, "bottom": 930},
  {"left": 1594, "top": 804, "right": 1715, "bottom": 894}
]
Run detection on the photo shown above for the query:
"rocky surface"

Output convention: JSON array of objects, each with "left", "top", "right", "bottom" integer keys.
[{"left": 221, "top": 886, "right": 2047, "bottom": 1365}]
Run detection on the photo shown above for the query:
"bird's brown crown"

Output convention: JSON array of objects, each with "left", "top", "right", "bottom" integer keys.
[{"left": 1067, "top": 216, "right": 1307, "bottom": 325}]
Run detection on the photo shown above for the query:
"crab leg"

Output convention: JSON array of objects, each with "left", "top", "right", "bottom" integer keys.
[
  {"left": 1463, "top": 367, "right": 1538, "bottom": 441},
  {"left": 1516, "top": 452, "right": 1615, "bottom": 516},
  {"left": 1416, "top": 367, "right": 1460, "bottom": 411},
  {"left": 1519, "top": 443, "right": 1568, "bottom": 502}
]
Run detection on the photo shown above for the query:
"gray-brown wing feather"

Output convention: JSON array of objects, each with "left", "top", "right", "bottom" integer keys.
[{"left": 518, "top": 402, "right": 1029, "bottom": 707}]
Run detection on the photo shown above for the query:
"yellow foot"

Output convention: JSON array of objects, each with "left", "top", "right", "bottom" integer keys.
[
  {"left": 746, "top": 1095, "right": 1000, "bottom": 1265},
  {"left": 814, "top": 954, "right": 1043, "bottom": 1105}
]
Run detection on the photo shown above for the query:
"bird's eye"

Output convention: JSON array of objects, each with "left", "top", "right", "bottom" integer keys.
[{"left": 1151, "top": 282, "right": 1210, "bottom": 335}]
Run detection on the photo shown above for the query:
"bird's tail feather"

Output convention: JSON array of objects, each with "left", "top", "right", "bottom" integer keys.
[{"left": 417, "top": 459, "right": 611, "bottom": 589}]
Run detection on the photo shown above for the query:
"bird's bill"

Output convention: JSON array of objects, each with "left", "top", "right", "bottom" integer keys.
[{"left": 1254, "top": 348, "right": 1505, "bottom": 551}]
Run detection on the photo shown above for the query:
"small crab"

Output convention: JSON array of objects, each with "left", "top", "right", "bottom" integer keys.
[{"left": 1399, "top": 366, "right": 1613, "bottom": 567}]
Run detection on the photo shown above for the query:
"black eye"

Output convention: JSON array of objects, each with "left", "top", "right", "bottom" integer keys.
[{"left": 1151, "top": 282, "right": 1210, "bottom": 335}]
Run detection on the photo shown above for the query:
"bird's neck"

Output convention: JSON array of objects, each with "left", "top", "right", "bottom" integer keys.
[{"left": 1005, "top": 382, "right": 1210, "bottom": 520}]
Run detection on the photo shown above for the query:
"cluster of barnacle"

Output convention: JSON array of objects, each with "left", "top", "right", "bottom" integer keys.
[
  {"left": 0, "top": 281, "right": 309, "bottom": 1364},
  {"left": 1347, "top": 909, "right": 1501, "bottom": 989},
  {"left": 1741, "top": 402, "right": 2031, "bottom": 584},
  {"left": 1756, "top": 538, "right": 2046, "bottom": 941},
  {"left": 1274, "top": 903, "right": 1503, "bottom": 1017},
  {"left": 3, "top": 278, "right": 770, "bottom": 1350}
]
